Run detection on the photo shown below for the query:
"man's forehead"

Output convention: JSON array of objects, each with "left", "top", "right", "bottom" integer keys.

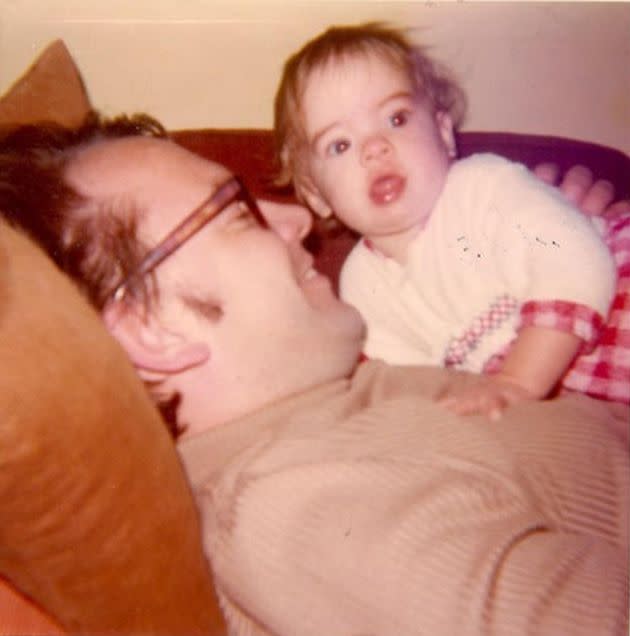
[{"left": 66, "top": 136, "right": 230, "bottom": 200}]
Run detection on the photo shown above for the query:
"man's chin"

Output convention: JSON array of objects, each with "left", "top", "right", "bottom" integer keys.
[
  {"left": 341, "top": 309, "right": 367, "bottom": 363},
  {"left": 301, "top": 270, "right": 338, "bottom": 308}
]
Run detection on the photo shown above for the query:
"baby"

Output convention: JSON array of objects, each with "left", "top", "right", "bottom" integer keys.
[{"left": 274, "top": 22, "right": 628, "bottom": 419}]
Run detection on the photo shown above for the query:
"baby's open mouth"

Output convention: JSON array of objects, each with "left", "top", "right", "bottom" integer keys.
[{"left": 369, "top": 174, "right": 406, "bottom": 205}]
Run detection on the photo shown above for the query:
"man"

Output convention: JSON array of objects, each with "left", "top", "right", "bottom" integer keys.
[{"left": 1, "top": 114, "right": 628, "bottom": 635}]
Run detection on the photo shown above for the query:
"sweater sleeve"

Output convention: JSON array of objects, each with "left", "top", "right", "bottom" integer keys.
[{"left": 519, "top": 299, "right": 605, "bottom": 351}]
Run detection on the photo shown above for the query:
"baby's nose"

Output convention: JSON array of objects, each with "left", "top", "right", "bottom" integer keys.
[{"left": 361, "top": 135, "right": 391, "bottom": 163}]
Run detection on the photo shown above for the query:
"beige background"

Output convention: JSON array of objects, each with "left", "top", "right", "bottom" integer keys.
[{"left": 1, "top": 1, "right": 629, "bottom": 154}]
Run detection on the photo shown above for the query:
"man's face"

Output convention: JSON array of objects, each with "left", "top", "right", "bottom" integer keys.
[{"left": 66, "top": 137, "right": 365, "bottom": 435}]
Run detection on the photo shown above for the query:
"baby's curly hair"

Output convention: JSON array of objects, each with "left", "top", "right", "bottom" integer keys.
[{"left": 273, "top": 22, "right": 467, "bottom": 190}]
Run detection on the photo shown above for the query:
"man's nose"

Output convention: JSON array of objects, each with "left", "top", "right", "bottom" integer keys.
[
  {"left": 258, "top": 200, "right": 313, "bottom": 243},
  {"left": 361, "top": 135, "right": 392, "bottom": 165}
]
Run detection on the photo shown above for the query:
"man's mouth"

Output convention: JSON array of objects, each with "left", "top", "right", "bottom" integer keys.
[
  {"left": 368, "top": 174, "right": 406, "bottom": 205},
  {"left": 296, "top": 252, "right": 317, "bottom": 284},
  {"left": 298, "top": 260, "right": 328, "bottom": 289},
  {"left": 301, "top": 267, "right": 318, "bottom": 281},
  {"left": 300, "top": 266, "right": 331, "bottom": 291}
]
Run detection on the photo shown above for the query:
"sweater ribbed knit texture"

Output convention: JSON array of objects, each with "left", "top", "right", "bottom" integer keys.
[{"left": 179, "top": 362, "right": 629, "bottom": 636}]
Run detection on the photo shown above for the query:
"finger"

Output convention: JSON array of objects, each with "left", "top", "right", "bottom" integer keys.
[
  {"left": 435, "top": 391, "right": 469, "bottom": 413},
  {"left": 533, "top": 162, "right": 560, "bottom": 186},
  {"left": 558, "top": 165, "right": 593, "bottom": 206},
  {"left": 433, "top": 382, "right": 458, "bottom": 404},
  {"left": 444, "top": 394, "right": 489, "bottom": 417},
  {"left": 603, "top": 199, "right": 630, "bottom": 217},
  {"left": 579, "top": 179, "right": 615, "bottom": 216},
  {"left": 443, "top": 400, "right": 476, "bottom": 417},
  {"left": 433, "top": 390, "right": 450, "bottom": 404},
  {"left": 478, "top": 392, "right": 507, "bottom": 421}
]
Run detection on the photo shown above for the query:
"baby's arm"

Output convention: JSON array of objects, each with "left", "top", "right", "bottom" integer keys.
[
  {"left": 436, "top": 158, "right": 618, "bottom": 420},
  {"left": 436, "top": 326, "right": 581, "bottom": 420}
]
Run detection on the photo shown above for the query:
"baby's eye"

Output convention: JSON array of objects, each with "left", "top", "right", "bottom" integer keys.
[
  {"left": 389, "top": 110, "right": 410, "bottom": 127},
  {"left": 326, "top": 139, "right": 351, "bottom": 157}
]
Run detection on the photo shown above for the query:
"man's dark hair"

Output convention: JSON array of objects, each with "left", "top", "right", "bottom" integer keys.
[
  {"left": 0, "top": 111, "right": 168, "bottom": 309},
  {"left": 0, "top": 111, "right": 186, "bottom": 437}
]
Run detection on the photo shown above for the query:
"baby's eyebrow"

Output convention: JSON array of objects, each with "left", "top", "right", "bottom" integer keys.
[{"left": 378, "top": 91, "right": 415, "bottom": 109}]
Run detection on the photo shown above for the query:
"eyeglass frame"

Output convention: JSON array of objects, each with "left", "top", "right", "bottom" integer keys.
[{"left": 107, "top": 175, "right": 267, "bottom": 303}]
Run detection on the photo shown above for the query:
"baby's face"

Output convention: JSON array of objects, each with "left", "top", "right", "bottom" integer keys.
[{"left": 299, "top": 52, "right": 455, "bottom": 258}]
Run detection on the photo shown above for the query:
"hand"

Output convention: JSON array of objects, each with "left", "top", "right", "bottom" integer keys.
[
  {"left": 534, "top": 163, "right": 630, "bottom": 217},
  {"left": 435, "top": 373, "right": 536, "bottom": 421}
]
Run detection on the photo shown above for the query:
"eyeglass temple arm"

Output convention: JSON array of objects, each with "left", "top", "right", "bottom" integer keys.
[
  {"left": 110, "top": 177, "right": 242, "bottom": 301},
  {"left": 133, "top": 177, "right": 242, "bottom": 279}
]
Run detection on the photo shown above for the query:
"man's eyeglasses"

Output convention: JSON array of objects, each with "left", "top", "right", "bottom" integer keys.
[{"left": 108, "top": 176, "right": 267, "bottom": 303}]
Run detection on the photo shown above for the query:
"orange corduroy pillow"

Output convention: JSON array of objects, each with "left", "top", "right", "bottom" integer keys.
[
  {"left": 0, "top": 40, "right": 91, "bottom": 129},
  {"left": 0, "top": 41, "right": 224, "bottom": 635}
]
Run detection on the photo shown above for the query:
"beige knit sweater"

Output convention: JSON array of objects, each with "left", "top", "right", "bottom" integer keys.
[{"left": 179, "top": 362, "right": 629, "bottom": 636}]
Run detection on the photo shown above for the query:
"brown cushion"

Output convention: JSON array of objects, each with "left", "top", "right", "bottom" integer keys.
[
  {"left": 0, "top": 40, "right": 91, "bottom": 129},
  {"left": 0, "top": 222, "right": 224, "bottom": 634},
  {"left": 0, "top": 577, "right": 62, "bottom": 635}
]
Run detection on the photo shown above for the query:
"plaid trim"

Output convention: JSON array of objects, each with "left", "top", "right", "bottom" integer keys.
[
  {"left": 444, "top": 295, "right": 518, "bottom": 368},
  {"left": 485, "top": 216, "right": 630, "bottom": 405},
  {"left": 519, "top": 300, "right": 604, "bottom": 352},
  {"left": 562, "top": 214, "right": 630, "bottom": 405},
  {"left": 598, "top": 214, "right": 630, "bottom": 270},
  {"left": 481, "top": 299, "right": 604, "bottom": 376}
]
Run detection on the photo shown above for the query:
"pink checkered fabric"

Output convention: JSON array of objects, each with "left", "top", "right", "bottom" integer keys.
[
  {"left": 561, "top": 214, "right": 630, "bottom": 405},
  {"left": 444, "top": 295, "right": 518, "bottom": 368},
  {"left": 520, "top": 300, "right": 604, "bottom": 352},
  {"left": 468, "top": 296, "right": 604, "bottom": 374}
]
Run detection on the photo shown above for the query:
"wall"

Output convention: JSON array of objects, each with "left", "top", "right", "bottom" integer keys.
[{"left": 1, "top": 1, "right": 629, "bottom": 154}]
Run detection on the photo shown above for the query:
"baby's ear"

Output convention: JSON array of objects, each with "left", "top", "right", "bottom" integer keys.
[
  {"left": 436, "top": 111, "right": 457, "bottom": 158},
  {"left": 296, "top": 174, "right": 333, "bottom": 218}
]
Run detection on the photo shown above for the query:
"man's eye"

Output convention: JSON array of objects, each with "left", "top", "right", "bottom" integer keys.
[
  {"left": 225, "top": 202, "right": 257, "bottom": 227},
  {"left": 326, "top": 139, "right": 350, "bottom": 157},
  {"left": 389, "top": 110, "right": 409, "bottom": 127}
]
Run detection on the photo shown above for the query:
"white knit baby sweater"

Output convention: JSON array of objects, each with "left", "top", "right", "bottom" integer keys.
[{"left": 340, "top": 153, "right": 616, "bottom": 370}]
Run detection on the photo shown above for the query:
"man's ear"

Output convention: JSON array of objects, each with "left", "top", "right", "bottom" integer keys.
[
  {"left": 436, "top": 111, "right": 457, "bottom": 158},
  {"left": 296, "top": 174, "right": 333, "bottom": 219},
  {"left": 103, "top": 301, "right": 210, "bottom": 380}
]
